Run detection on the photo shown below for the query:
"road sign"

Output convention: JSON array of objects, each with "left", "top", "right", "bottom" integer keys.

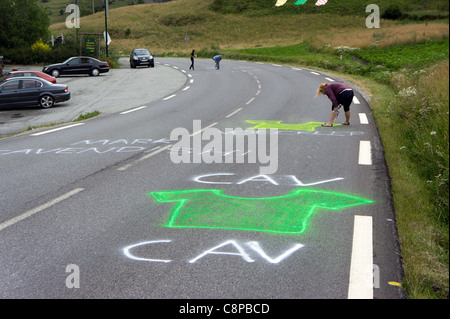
[{"left": 85, "top": 38, "right": 96, "bottom": 54}]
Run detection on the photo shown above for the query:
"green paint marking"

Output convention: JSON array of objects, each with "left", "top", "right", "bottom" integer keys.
[
  {"left": 149, "top": 189, "right": 374, "bottom": 234},
  {"left": 246, "top": 120, "right": 340, "bottom": 131}
]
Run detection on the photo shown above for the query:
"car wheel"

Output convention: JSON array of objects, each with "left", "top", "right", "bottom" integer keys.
[
  {"left": 51, "top": 69, "right": 60, "bottom": 77},
  {"left": 39, "top": 95, "right": 55, "bottom": 108},
  {"left": 90, "top": 68, "right": 100, "bottom": 76}
]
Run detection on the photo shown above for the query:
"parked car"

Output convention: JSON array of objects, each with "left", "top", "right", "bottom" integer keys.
[
  {"left": 130, "top": 49, "right": 154, "bottom": 68},
  {"left": 0, "top": 77, "right": 70, "bottom": 108},
  {"left": 0, "top": 70, "right": 57, "bottom": 84},
  {"left": 42, "top": 56, "right": 109, "bottom": 77}
]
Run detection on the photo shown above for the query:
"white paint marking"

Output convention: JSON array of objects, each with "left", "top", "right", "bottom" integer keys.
[
  {"left": 187, "top": 74, "right": 192, "bottom": 78},
  {"left": 353, "top": 96, "right": 361, "bottom": 104},
  {"left": 246, "top": 97, "right": 255, "bottom": 105},
  {"left": 123, "top": 240, "right": 172, "bottom": 263},
  {"left": 117, "top": 122, "right": 217, "bottom": 171},
  {"left": 190, "top": 79, "right": 194, "bottom": 84},
  {"left": 310, "top": 71, "right": 320, "bottom": 75},
  {"left": 117, "top": 145, "right": 172, "bottom": 171},
  {"left": 272, "top": 64, "right": 282, "bottom": 67},
  {"left": 183, "top": 86, "right": 190, "bottom": 91},
  {"left": 0, "top": 188, "right": 84, "bottom": 231},
  {"left": 246, "top": 241, "right": 304, "bottom": 264},
  {"left": 358, "top": 141, "right": 372, "bottom": 165},
  {"left": 348, "top": 215, "right": 373, "bottom": 299},
  {"left": 325, "top": 77, "right": 335, "bottom": 82},
  {"left": 291, "top": 67, "right": 302, "bottom": 71},
  {"left": 31, "top": 123, "right": 84, "bottom": 136},
  {"left": 359, "top": 113, "right": 369, "bottom": 124},
  {"left": 163, "top": 94, "right": 176, "bottom": 101},
  {"left": 120, "top": 106, "right": 147, "bottom": 114},
  {"left": 190, "top": 122, "right": 218, "bottom": 137},
  {"left": 226, "top": 108, "right": 243, "bottom": 118}
]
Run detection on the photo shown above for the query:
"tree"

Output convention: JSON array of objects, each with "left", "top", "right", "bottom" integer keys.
[{"left": 0, "top": 0, "right": 50, "bottom": 49}]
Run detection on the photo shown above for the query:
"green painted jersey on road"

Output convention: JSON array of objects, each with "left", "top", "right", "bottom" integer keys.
[{"left": 149, "top": 189, "right": 374, "bottom": 234}]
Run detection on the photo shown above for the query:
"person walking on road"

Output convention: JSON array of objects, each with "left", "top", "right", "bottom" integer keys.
[
  {"left": 315, "top": 82, "right": 354, "bottom": 127},
  {"left": 189, "top": 50, "right": 196, "bottom": 70},
  {"left": 213, "top": 55, "right": 222, "bottom": 70}
]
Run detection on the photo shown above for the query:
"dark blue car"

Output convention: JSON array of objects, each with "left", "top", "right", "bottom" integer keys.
[{"left": 0, "top": 77, "right": 70, "bottom": 108}]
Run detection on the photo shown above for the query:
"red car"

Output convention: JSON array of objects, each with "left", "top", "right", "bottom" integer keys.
[{"left": 0, "top": 70, "right": 57, "bottom": 84}]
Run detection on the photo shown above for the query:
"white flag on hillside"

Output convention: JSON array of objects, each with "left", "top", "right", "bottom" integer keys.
[{"left": 104, "top": 31, "right": 111, "bottom": 45}]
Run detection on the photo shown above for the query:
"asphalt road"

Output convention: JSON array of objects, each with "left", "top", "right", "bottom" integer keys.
[{"left": 0, "top": 58, "right": 403, "bottom": 300}]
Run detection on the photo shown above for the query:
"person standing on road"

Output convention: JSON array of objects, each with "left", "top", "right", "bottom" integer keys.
[
  {"left": 315, "top": 82, "right": 354, "bottom": 127},
  {"left": 213, "top": 55, "right": 222, "bottom": 70},
  {"left": 189, "top": 50, "right": 196, "bottom": 70}
]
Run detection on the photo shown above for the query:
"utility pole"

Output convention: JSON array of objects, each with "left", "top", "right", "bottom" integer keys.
[{"left": 104, "top": 0, "right": 108, "bottom": 57}]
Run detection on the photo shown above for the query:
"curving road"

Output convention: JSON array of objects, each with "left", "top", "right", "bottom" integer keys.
[{"left": 0, "top": 58, "right": 403, "bottom": 299}]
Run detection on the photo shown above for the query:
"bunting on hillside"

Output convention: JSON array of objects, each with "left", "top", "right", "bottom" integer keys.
[{"left": 315, "top": 0, "right": 329, "bottom": 5}]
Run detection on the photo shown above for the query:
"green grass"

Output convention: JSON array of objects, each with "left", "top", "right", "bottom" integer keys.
[
  {"left": 366, "top": 61, "right": 449, "bottom": 298},
  {"left": 353, "top": 39, "right": 450, "bottom": 69},
  {"left": 74, "top": 110, "right": 100, "bottom": 121}
]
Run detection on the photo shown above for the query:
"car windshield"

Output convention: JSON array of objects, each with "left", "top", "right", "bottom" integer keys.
[{"left": 135, "top": 49, "right": 150, "bottom": 56}]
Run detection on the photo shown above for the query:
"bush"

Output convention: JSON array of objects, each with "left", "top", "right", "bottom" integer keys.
[{"left": 381, "top": 5, "right": 404, "bottom": 20}]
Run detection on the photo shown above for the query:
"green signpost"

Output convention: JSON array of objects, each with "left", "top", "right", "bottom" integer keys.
[{"left": 84, "top": 38, "right": 96, "bottom": 54}]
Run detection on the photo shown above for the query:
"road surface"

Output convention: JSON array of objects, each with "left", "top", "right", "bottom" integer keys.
[{"left": 0, "top": 58, "right": 403, "bottom": 300}]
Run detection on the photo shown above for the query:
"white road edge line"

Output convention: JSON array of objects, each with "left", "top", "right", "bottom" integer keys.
[
  {"left": 348, "top": 215, "right": 373, "bottom": 299},
  {"left": 0, "top": 188, "right": 84, "bottom": 232},
  {"left": 31, "top": 123, "right": 84, "bottom": 136},
  {"left": 310, "top": 71, "right": 320, "bottom": 75},
  {"left": 246, "top": 97, "right": 255, "bottom": 105},
  {"left": 358, "top": 141, "right": 372, "bottom": 165},
  {"left": 226, "top": 108, "right": 242, "bottom": 118},
  {"left": 190, "top": 122, "right": 218, "bottom": 137},
  {"left": 163, "top": 94, "right": 176, "bottom": 101},
  {"left": 353, "top": 96, "right": 361, "bottom": 104},
  {"left": 359, "top": 113, "right": 369, "bottom": 124},
  {"left": 117, "top": 145, "right": 172, "bottom": 171},
  {"left": 120, "top": 106, "right": 147, "bottom": 114},
  {"left": 325, "top": 77, "right": 335, "bottom": 82}
]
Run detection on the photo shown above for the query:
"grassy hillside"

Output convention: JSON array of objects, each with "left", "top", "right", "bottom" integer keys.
[
  {"left": 47, "top": 0, "right": 449, "bottom": 299},
  {"left": 44, "top": 0, "right": 449, "bottom": 24},
  {"left": 49, "top": 0, "right": 449, "bottom": 55},
  {"left": 210, "top": 0, "right": 449, "bottom": 16},
  {"left": 43, "top": 0, "right": 171, "bottom": 24}
]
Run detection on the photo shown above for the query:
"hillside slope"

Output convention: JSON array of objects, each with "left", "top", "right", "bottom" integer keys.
[
  {"left": 210, "top": 0, "right": 449, "bottom": 16},
  {"left": 49, "top": 0, "right": 449, "bottom": 55}
]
